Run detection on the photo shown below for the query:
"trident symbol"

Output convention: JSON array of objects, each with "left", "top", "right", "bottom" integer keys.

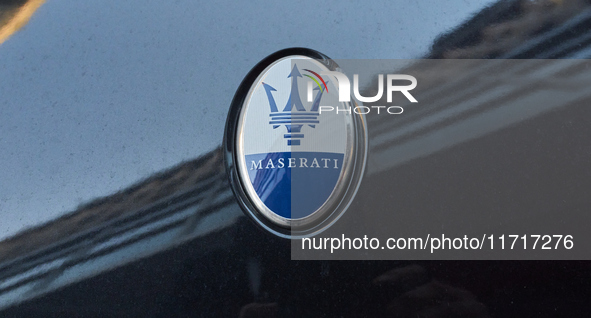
[{"left": 263, "top": 65, "right": 326, "bottom": 146}]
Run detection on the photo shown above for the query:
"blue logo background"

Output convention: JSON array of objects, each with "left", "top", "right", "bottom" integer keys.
[{"left": 246, "top": 152, "right": 343, "bottom": 219}]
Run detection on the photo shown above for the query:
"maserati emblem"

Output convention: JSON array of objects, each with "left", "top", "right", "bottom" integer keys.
[{"left": 224, "top": 48, "right": 367, "bottom": 238}]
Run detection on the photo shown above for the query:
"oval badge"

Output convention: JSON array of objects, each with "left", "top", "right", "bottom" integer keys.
[{"left": 224, "top": 48, "right": 367, "bottom": 238}]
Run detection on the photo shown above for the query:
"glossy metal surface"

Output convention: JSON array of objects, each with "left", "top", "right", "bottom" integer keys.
[
  {"left": 1, "top": 0, "right": 591, "bottom": 316},
  {"left": 0, "top": 0, "right": 495, "bottom": 240}
]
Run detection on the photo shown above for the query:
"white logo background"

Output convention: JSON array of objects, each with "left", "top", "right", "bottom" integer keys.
[{"left": 238, "top": 57, "right": 349, "bottom": 156}]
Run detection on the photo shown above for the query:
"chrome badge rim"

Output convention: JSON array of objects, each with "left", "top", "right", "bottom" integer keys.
[{"left": 224, "top": 48, "right": 367, "bottom": 238}]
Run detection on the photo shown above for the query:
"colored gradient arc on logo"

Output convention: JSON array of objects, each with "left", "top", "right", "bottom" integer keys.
[{"left": 303, "top": 69, "right": 328, "bottom": 92}]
